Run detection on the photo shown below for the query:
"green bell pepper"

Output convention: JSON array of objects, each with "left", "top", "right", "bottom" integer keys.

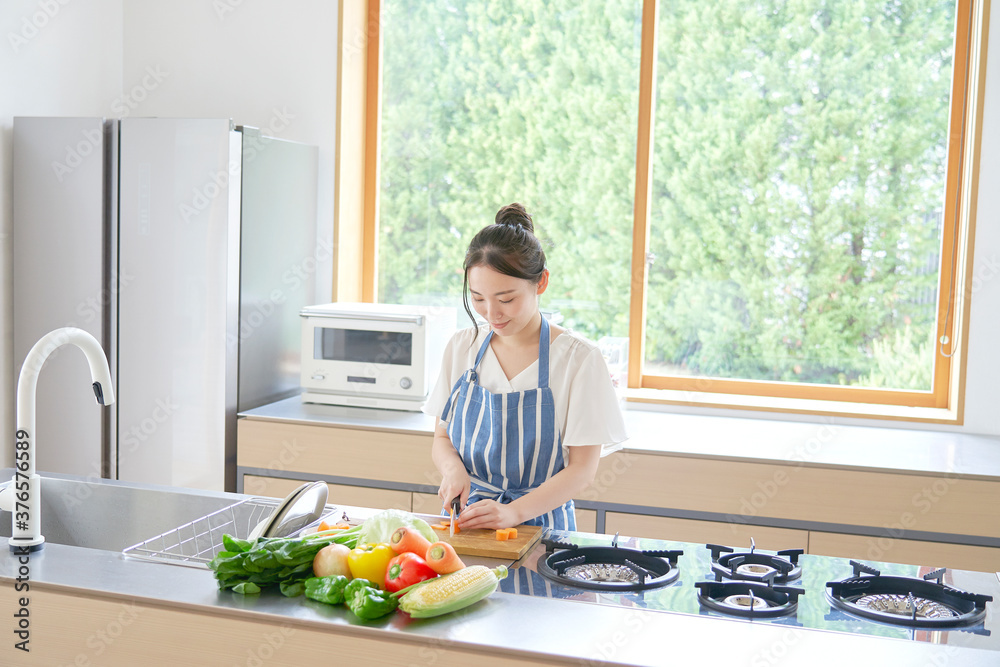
[
  {"left": 344, "top": 577, "right": 376, "bottom": 606},
  {"left": 348, "top": 586, "right": 399, "bottom": 620},
  {"left": 304, "top": 575, "right": 350, "bottom": 605}
]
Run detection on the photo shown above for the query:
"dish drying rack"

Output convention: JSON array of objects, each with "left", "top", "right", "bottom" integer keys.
[{"left": 121, "top": 497, "right": 341, "bottom": 569}]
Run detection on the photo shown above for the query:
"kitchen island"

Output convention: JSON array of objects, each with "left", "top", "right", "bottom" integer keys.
[{"left": 1, "top": 472, "right": 997, "bottom": 666}]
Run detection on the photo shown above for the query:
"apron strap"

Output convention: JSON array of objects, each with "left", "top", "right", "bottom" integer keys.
[
  {"left": 470, "top": 330, "right": 493, "bottom": 382},
  {"left": 537, "top": 315, "right": 550, "bottom": 389}
]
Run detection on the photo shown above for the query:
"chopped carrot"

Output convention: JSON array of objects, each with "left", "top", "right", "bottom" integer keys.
[
  {"left": 432, "top": 524, "right": 447, "bottom": 531},
  {"left": 508, "top": 527, "right": 517, "bottom": 539},
  {"left": 495, "top": 529, "right": 509, "bottom": 541},
  {"left": 318, "top": 520, "right": 351, "bottom": 532}
]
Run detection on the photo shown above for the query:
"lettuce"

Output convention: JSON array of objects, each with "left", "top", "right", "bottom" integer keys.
[{"left": 357, "top": 509, "right": 436, "bottom": 546}]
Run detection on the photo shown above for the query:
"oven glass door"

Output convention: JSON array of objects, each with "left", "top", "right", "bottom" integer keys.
[{"left": 313, "top": 327, "right": 413, "bottom": 366}]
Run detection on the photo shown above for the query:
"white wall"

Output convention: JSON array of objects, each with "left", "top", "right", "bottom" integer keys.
[
  {"left": 0, "top": 0, "right": 125, "bottom": 465},
  {"left": 0, "top": 1, "right": 997, "bottom": 466},
  {"left": 119, "top": 0, "right": 337, "bottom": 299}
]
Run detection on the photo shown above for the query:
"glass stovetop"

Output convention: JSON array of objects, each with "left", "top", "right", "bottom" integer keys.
[{"left": 500, "top": 530, "right": 1000, "bottom": 652}]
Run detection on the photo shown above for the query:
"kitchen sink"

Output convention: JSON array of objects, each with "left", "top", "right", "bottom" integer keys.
[{"left": 0, "top": 472, "right": 242, "bottom": 554}]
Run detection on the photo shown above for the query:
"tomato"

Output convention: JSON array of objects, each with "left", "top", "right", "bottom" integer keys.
[{"left": 384, "top": 552, "right": 438, "bottom": 593}]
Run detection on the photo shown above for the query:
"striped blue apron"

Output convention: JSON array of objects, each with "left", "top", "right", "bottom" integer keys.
[{"left": 441, "top": 316, "right": 575, "bottom": 530}]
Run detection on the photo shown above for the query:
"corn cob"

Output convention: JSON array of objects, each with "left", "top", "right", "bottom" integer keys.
[{"left": 397, "top": 564, "right": 508, "bottom": 618}]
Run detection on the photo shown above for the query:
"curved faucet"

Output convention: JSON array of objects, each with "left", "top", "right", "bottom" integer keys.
[{"left": 8, "top": 328, "right": 115, "bottom": 551}]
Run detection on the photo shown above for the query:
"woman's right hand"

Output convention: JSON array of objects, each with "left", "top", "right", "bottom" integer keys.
[
  {"left": 437, "top": 465, "right": 471, "bottom": 511},
  {"left": 431, "top": 423, "right": 470, "bottom": 510}
]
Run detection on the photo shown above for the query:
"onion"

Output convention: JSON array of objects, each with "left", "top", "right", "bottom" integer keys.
[{"left": 313, "top": 543, "right": 352, "bottom": 578}]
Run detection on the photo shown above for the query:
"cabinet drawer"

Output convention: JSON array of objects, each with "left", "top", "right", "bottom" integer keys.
[
  {"left": 808, "top": 531, "right": 1000, "bottom": 573},
  {"left": 238, "top": 420, "right": 435, "bottom": 486},
  {"left": 413, "top": 492, "right": 445, "bottom": 516},
  {"left": 575, "top": 509, "right": 597, "bottom": 534},
  {"left": 605, "top": 512, "right": 808, "bottom": 550},
  {"left": 242, "top": 474, "right": 412, "bottom": 512}
]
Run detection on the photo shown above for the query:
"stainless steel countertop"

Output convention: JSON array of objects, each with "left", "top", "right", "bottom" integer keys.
[
  {"left": 5, "top": 539, "right": 1000, "bottom": 666},
  {"left": 3, "top": 472, "right": 996, "bottom": 666},
  {"left": 240, "top": 395, "right": 1000, "bottom": 479}
]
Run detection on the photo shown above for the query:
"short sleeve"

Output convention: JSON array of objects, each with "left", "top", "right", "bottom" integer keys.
[
  {"left": 560, "top": 345, "right": 628, "bottom": 455},
  {"left": 422, "top": 328, "right": 473, "bottom": 423}
]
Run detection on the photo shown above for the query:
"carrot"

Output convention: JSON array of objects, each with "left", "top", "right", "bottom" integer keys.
[
  {"left": 425, "top": 541, "right": 466, "bottom": 574},
  {"left": 431, "top": 524, "right": 448, "bottom": 531},
  {"left": 507, "top": 527, "right": 517, "bottom": 539},
  {"left": 318, "top": 520, "right": 351, "bottom": 532},
  {"left": 389, "top": 526, "right": 433, "bottom": 559},
  {"left": 495, "top": 529, "right": 510, "bottom": 541}
]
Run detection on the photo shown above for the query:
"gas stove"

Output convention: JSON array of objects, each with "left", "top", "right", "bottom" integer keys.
[{"left": 500, "top": 530, "right": 999, "bottom": 651}]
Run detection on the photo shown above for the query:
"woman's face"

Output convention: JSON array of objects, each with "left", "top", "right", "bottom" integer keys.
[{"left": 468, "top": 264, "right": 548, "bottom": 339}]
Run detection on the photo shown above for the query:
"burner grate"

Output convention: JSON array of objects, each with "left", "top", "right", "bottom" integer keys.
[
  {"left": 826, "top": 560, "right": 993, "bottom": 628},
  {"left": 536, "top": 539, "right": 683, "bottom": 592}
]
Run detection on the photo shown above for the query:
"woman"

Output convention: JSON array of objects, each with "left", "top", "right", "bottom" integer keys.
[{"left": 424, "top": 203, "right": 627, "bottom": 531}]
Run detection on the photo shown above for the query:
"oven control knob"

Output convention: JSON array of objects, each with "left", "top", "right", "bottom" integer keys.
[
  {"left": 399, "top": 377, "right": 412, "bottom": 390},
  {"left": 311, "top": 372, "right": 326, "bottom": 381}
]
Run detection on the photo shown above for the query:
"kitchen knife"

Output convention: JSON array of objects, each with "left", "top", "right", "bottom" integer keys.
[{"left": 450, "top": 496, "right": 461, "bottom": 537}]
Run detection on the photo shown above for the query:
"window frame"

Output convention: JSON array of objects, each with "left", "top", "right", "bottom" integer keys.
[{"left": 337, "top": 0, "right": 991, "bottom": 423}]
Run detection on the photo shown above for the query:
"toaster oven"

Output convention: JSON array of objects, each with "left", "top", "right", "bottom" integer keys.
[{"left": 300, "top": 303, "right": 455, "bottom": 411}]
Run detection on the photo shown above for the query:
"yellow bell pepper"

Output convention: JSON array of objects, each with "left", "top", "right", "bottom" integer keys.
[{"left": 347, "top": 543, "right": 396, "bottom": 589}]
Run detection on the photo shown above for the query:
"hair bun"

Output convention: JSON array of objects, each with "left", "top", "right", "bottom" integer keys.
[{"left": 495, "top": 202, "right": 534, "bottom": 234}]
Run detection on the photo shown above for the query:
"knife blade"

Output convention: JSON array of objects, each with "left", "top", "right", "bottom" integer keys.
[{"left": 449, "top": 496, "right": 461, "bottom": 538}]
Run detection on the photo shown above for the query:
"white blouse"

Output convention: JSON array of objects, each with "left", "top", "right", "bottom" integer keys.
[{"left": 423, "top": 324, "right": 628, "bottom": 457}]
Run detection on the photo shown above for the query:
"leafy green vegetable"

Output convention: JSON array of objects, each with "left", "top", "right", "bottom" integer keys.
[
  {"left": 209, "top": 526, "right": 362, "bottom": 595},
  {"left": 356, "top": 509, "right": 436, "bottom": 546},
  {"left": 232, "top": 582, "right": 260, "bottom": 595}
]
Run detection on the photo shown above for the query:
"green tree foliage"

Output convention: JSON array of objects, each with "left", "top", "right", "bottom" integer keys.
[{"left": 377, "top": 0, "right": 954, "bottom": 390}]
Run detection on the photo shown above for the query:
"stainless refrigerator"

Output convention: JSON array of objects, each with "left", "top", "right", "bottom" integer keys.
[{"left": 12, "top": 117, "right": 318, "bottom": 492}]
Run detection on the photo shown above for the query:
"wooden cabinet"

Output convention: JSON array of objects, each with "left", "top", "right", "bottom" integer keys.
[
  {"left": 604, "top": 512, "right": 807, "bottom": 550},
  {"left": 238, "top": 416, "right": 1000, "bottom": 570},
  {"left": 243, "top": 474, "right": 413, "bottom": 513},
  {"left": 808, "top": 531, "right": 1000, "bottom": 573}
]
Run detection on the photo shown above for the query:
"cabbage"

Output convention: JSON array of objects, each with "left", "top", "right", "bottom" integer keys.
[{"left": 357, "top": 509, "right": 436, "bottom": 546}]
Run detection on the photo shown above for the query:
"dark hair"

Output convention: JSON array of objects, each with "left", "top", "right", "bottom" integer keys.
[{"left": 461, "top": 203, "right": 547, "bottom": 330}]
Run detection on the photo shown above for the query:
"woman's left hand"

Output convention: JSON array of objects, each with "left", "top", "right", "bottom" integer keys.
[{"left": 457, "top": 498, "right": 520, "bottom": 530}]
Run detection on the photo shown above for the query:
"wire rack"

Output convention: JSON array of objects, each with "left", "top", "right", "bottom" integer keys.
[{"left": 121, "top": 497, "right": 309, "bottom": 569}]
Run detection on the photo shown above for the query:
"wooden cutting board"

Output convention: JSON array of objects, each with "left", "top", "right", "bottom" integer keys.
[{"left": 417, "top": 514, "right": 544, "bottom": 560}]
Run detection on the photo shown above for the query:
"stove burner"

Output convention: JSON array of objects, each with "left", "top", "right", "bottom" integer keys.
[
  {"left": 826, "top": 560, "right": 993, "bottom": 628},
  {"left": 707, "top": 539, "right": 804, "bottom": 584},
  {"left": 853, "top": 594, "right": 956, "bottom": 619},
  {"left": 695, "top": 580, "right": 805, "bottom": 618},
  {"left": 536, "top": 535, "right": 683, "bottom": 592},
  {"left": 736, "top": 563, "right": 777, "bottom": 579},
  {"left": 564, "top": 563, "right": 644, "bottom": 583},
  {"left": 723, "top": 593, "right": 770, "bottom": 611}
]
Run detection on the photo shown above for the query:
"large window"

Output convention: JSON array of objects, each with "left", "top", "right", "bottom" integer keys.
[{"left": 342, "top": 0, "right": 988, "bottom": 419}]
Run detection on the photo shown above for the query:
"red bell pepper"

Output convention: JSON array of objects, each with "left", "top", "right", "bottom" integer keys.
[{"left": 384, "top": 552, "right": 438, "bottom": 592}]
